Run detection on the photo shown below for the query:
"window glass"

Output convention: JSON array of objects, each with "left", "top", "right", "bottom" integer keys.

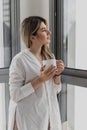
[
  {"left": 61, "top": 83, "right": 87, "bottom": 130},
  {"left": 63, "top": 0, "right": 87, "bottom": 70},
  {"left": 0, "top": 0, "right": 11, "bottom": 68}
]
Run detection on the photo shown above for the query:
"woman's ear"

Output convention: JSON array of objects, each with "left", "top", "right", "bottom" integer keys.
[{"left": 30, "top": 35, "right": 36, "bottom": 42}]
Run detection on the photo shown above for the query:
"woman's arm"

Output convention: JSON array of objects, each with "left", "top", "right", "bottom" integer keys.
[
  {"left": 9, "top": 57, "right": 35, "bottom": 102},
  {"left": 53, "top": 75, "right": 61, "bottom": 84},
  {"left": 9, "top": 57, "right": 57, "bottom": 102},
  {"left": 52, "top": 60, "right": 64, "bottom": 94},
  {"left": 31, "top": 65, "right": 57, "bottom": 90}
]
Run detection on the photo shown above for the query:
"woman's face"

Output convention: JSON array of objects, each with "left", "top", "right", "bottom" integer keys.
[{"left": 35, "top": 22, "right": 51, "bottom": 45}]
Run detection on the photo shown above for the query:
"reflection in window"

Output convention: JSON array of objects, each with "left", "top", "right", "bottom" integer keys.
[{"left": 0, "top": 0, "right": 11, "bottom": 68}]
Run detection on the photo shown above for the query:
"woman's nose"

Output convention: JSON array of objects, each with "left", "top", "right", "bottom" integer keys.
[{"left": 47, "top": 30, "right": 51, "bottom": 35}]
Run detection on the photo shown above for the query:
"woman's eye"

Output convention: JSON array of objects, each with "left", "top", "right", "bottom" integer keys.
[
  {"left": 42, "top": 29, "right": 45, "bottom": 31},
  {"left": 42, "top": 29, "right": 47, "bottom": 32}
]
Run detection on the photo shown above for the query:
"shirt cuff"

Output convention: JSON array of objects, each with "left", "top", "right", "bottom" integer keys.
[
  {"left": 21, "top": 82, "right": 35, "bottom": 97},
  {"left": 54, "top": 83, "right": 62, "bottom": 94}
]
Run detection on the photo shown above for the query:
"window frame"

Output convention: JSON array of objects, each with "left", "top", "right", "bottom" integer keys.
[
  {"left": 49, "top": 0, "right": 87, "bottom": 123},
  {"left": 0, "top": 1, "right": 20, "bottom": 130},
  {"left": 53, "top": 0, "right": 87, "bottom": 86},
  {"left": 0, "top": 0, "right": 20, "bottom": 83}
]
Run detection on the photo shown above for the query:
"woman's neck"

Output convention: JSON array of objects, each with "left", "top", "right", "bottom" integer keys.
[
  {"left": 29, "top": 47, "right": 43, "bottom": 64},
  {"left": 29, "top": 47, "right": 41, "bottom": 56}
]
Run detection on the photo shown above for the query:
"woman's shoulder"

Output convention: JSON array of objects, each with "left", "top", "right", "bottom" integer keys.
[
  {"left": 10, "top": 49, "right": 27, "bottom": 67},
  {"left": 9, "top": 50, "right": 27, "bottom": 74},
  {"left": 12, "top": 49, "right": 27, "bottom": 62}
]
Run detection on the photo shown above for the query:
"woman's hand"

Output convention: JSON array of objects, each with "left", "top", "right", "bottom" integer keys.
[
  {"left": 31, "top": 65, "right": 57, "bottom": 90},
  {"left": 55, "top": 60, "right": 64, "bottom": 76},
  {"left": 53, "top": 60, "right": 64, "bottom": 84},
  {"left": 40, "top": 65, "right": 58, "bottom": 82}
]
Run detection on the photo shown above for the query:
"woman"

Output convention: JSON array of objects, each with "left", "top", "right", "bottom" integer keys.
[{"left": 8, "top": 16, "right": 64, "bottom": 130}]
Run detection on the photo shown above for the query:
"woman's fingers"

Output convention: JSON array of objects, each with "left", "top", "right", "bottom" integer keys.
[
  {"left": 56, "top": 60, "right": 64, "bottom": 66},
  {"left": 40, "top": 60, "right": 65, "bottom": 81},
  {"left": 44, "top": 65, "right": 57, "bottom": 78},
  {"left": 57, "top": 60, "right": 64, "bottom": 68},
  {"left": 56, "top": 60, "right": 65, "bottom": 75},
  {"left": 46, "top": 66, "right": 57, "bottom": 75},
  {"left": 40, "top": 65, "right": 57, "bottom": 81},
  {"left": 40, "top": 65, "right": 46, "bottom": 71}
]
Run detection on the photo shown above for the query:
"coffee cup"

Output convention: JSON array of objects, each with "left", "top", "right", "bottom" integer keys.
[{"left": 43, "top": 59, "right": 56, "bottom": 68}]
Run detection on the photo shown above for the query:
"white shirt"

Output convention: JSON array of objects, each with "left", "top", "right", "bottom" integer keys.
[{"left": 8, "top": 49, "right": 62, "bottom": 130}]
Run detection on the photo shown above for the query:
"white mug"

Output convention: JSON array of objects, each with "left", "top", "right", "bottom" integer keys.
[{"left": 43, "top": 59, "right": 56, "bottom": 68}]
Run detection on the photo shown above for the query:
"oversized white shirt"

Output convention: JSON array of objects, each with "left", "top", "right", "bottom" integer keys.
[{"left": 8, "top": 49, "right": 62, "bottom": 130}]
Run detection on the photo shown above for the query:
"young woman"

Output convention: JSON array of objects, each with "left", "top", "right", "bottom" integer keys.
[{"left": 8, "top": 16, "right": 64, "bottom": 130}]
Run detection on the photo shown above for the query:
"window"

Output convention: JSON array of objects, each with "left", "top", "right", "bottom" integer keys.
[
  {"left": 0, "top": 0, "right": 11, "bottom": 68},
  {"left": 0, "top": 0, "right": 20, "bottom": 130},
  {"left": 63, "top": 0, "right": 87, "bottom": 70},
  {"left": 51, "top": 0, "right": 87, "bottom": 130}
]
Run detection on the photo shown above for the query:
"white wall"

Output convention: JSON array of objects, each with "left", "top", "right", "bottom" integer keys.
[{"left": 20, "top": 0, "right": 49, "bottom": 50}]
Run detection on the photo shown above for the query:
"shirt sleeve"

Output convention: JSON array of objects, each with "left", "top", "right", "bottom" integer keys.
[
  {"left": 54, "top": 83, "right": 62, "bottom": 94},
  {"left": 52, "top": 79, "right": 62, "bottom": 94},
  {"left": 51, "top": 54, "right": 62, "bottom": 94},
  {"left": 9, "top": 56, "right": 35, "bottom": 103}
]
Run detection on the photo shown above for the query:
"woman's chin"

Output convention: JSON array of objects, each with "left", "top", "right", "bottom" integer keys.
[{"left": 47, "top": 39, "right": 51, "bottom": 43}]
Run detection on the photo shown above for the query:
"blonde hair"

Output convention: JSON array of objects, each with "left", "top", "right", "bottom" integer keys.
[{"left": 21, "top": 16, "right": 54, "bottom": 60}]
